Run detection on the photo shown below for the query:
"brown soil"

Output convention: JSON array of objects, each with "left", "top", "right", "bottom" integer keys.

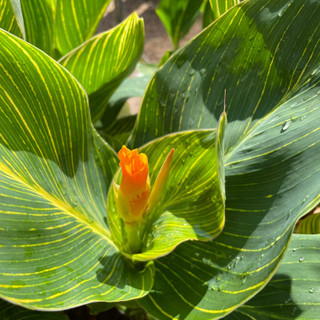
[{"left": 97, "top": 0, "right": 203, "bottom": 63}]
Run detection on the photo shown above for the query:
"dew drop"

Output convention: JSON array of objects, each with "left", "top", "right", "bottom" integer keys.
[
  {"left": 299, "top": 257, "right": 304, "bottom": 262},
  {"left": 292, "top": 248, "right": 296, "bottom": 252},
  {"left": 309, "top": 288, "right": 315, "bottom": 293},
  {"left": 281, "top": 120, "right": 291, "bottom": 132}
]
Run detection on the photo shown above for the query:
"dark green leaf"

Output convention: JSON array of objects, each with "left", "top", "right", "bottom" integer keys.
[
  {"left": 226, "top": 234, "right": 320, "bottom": 319},
  {"left": 202, "top": 0, "right": 214, "bottom": 28},
  {"left": 99, "top": 115, "right": 137, "bottom": 151},
  {"left": 156, "top": 0, "right": 203, "bottom": 49},
  {"left": 0, "top": 299, "right": 69, "bottom": 319},
  {"left": 134, "top": 0, "right": 320, "bottom": 318}
]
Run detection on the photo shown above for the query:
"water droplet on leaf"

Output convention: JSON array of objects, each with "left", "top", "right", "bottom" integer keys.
[{"left": 281, "top": 120, "right": 291, "bottom": 132}]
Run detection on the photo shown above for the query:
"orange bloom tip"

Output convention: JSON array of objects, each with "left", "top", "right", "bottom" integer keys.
[{"left": 118, "top": 145, "right": 149, "bottom": 189}]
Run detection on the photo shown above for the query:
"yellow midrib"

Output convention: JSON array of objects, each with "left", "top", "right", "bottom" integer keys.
[{"left": 0, "top": 162, "right": 116, "bottom": 248}]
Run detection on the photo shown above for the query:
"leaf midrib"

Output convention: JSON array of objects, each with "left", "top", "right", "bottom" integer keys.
[{"left": 0, "top": 162, "right": 116, "bottom": 248}]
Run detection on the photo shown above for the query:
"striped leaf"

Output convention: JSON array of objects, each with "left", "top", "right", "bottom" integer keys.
[
  {"left": 0, "top": 30, "right": 154, "bottom": 310},
  {"left": 156, "top": 0, "right": 203, "bottom": 50},
  {"left": 54, "top": 0, "right": 111, "bottom": 58},
  {"left": 0, "top": 299, "right": 68, "bottom": 319},
  {"left": 0, "top": 0, "right": 24, "bottom": 37},
  {"left": 107, "top": 130, "right": 225, "bottom": 262},
  {"left": 20, "top": 0, "right": 55, "bottom": 55},
  {"left": 16, "top": 0, "right": 111, "bottom": 57},
  {"left": 202, "top": 0, "right": 215, "bottom": 28},
  {"left": 209, "top": 0, "right": 243, "bottom": 19},
  {"left": 59, "top": 13, "right": 144, "bottom": 123},
  {"left": 296, "top": 209, "right": 320, "bottom": 234},
  {"left": 133, "top": 0, "right": 320, "bottom": 318},
  {"left": 226, "top": 234, "right": 320, "bottom": 319}
]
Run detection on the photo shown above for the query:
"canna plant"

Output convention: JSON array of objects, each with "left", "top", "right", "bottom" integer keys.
[
  {"left": 0, "top": 0, "right": 145, "bottom": 128},
  {"left": 1, "top": 0, "right": 320, "bottom": 320}
]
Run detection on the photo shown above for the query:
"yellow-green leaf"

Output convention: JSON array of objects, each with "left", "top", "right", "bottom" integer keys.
[
  {"left": 54, "top": 0, "right": 111, "bottom": 57},
  {"left": 296, "top": 209, "right": 320, "bottom": 234},
  {"left": 0, "top": 0, "right": 24, "bottom": 38},
  {"left": 59, "top": 13, "right": 144, "bottom": 123},
  {"left": 0, "top": 29, "right": 154, "bottom": 310},
  {"left": 108, "top": 130, "right": 225, "bottom": 261}
]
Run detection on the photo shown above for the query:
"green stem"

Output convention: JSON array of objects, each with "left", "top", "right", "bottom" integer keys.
[{"left": 125, "top": 223, "right": 142, "bottom": 254}]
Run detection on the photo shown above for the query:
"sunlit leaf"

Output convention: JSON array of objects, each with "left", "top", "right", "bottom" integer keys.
[
  {"left": 108, "top": 130, "right": 225, "bottom": 261},
  {"left": 0, "top": 0, "right": 24, "bottom": 37},
  {"left": 0, "top": 29, "right": 154, "bottom": 310},
  {"left": 296, "top": 209, "right": 320, "bottom": 234},
  {"left": 54, "top": 0, "right": 112, "bottom": 57},
  {"left": 209, "top": 0, "right": 242, "bottom": 19},
  {"left": 59, "top": 13, "right": 144, "bottom": 122}
]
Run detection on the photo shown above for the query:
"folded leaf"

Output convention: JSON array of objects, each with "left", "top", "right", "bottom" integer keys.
[
  {"left": 108, "top": 130, "right": 225, "bottom": 261},
  {"left": 59, "top": 13, "right": 144, "bottom": 122},
  {"left": 296, "top": 209, "right": 320, "bottom": 234},
  {"left": 0, "top": 29, "right": 154, "bottom": 310}
]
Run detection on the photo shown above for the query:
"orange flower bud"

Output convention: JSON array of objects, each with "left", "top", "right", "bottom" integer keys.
[{"left": 115, "top": 146, "right": 150, "bottom": 223}]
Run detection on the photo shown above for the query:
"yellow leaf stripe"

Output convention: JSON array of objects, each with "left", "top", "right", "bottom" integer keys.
[
  {"left": 136, "top": 0, "right": 320, "bottom": 319},
  {"left": 59, "top": 13, "right": 144, "bottom": 122},
  {"left": 0, "top": 29, "right": 154, "bottom": 310}
]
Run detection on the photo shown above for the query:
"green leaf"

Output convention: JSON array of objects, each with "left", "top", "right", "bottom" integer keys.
[
  {"left": 54, "top": 0, "right": 111, "bottom": 57},
  {"left": 0, "top": 299, "right": 69, "bottom": 319},
  {"left": 9, "top": 0, "right": 25, "bottom": 38},
  {"left": 107, "top": 130, "right": 225, "bottom": 261},
  {"left": 18, "top": 0, "right": 111, "bottom": 57},
  {"left": 20, "top": 0, "right": 55, "bottom": 55},
  {"left": 99, "top": 115, "right": 137, "bottom": 151},
  {"left": 156, "top": 0, "right": 203, "bottom": 50},
  {"left": 0, "top": 29, "right": 154, "bottom": 310},
  {"left": 59, "top": 13, "right": 144, "bottom": 123},
  {"left": 202, "top": 0, "right": 215, "bottom": 28},
  {"left": 158, "top": 50, "right": 173, "bottom": 68},
  {"left": 226, "top": 234, "right": 320, "bottom": 319},
  {"left": 296, "top": 210, "right": 320, "bottom": 234},
  {"left": 0, "top": 0, "right": 24, "bottom": 38},
  {"left": 209, "top": 0, "right": 242, "bottom": 19},
  {"left": 98, "top": 62, "right": 156, "bottom": 129},
  {"left": 132, "top": 0, "right": 320, "bottom": 318}
]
